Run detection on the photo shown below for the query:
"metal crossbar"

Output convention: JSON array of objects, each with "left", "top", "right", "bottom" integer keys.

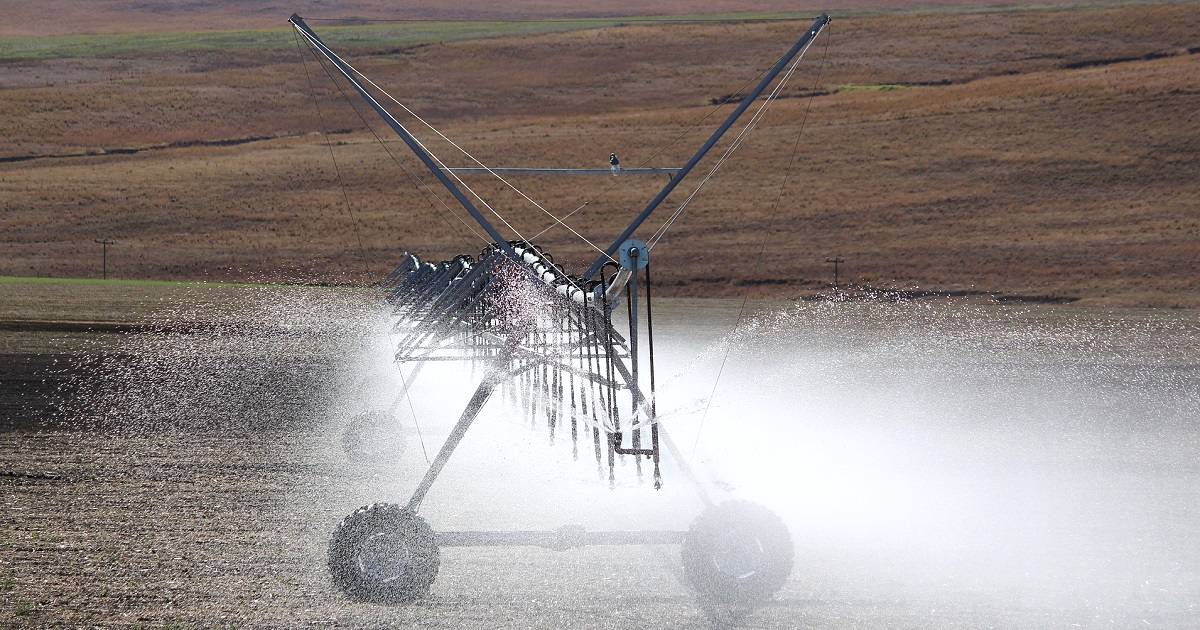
[{"left": 442, "top": 167, "right": 680, "bottom": 176}]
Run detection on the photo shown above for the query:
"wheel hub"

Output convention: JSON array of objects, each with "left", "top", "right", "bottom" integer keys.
[
  {"left": 710, "top": 533, "right": 766, "bottom": 581},
  {"left": 355, "top": 531, "right": 413, "bottom": 582}
]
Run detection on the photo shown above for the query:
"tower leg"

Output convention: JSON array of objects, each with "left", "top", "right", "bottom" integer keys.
[{"left": 404, "top": 376, "right": 499, "bottom": 511}]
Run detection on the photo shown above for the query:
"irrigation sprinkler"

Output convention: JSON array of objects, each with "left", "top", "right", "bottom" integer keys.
[
  {"left": 290, "top": 12, "right": 830, "bottom": 612},
  {"left": 94, "top": 238, "right": 116, "bottom": 280}
]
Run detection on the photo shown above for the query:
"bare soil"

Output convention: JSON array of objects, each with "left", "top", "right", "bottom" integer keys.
[
  {"left": 3, "top": 292, "right": 1198, "bottom": 627},
  {"left": 4, "top": 428, "right": 1192, "bottom": 628}
]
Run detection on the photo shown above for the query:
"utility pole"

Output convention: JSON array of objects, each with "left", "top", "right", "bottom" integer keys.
[
  {"left": 94, "top": 239, "right": 115, "bottom": 280},
  {"left": 824, "top": 256, "right": 845, "bottom": 287}
]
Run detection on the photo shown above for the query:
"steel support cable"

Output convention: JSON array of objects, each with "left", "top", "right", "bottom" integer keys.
[
  {"left": 304, "top": 16, "right": 802, "bottom": 265},
  {"left": 690, "top": 24, "right": 832, "bottom": 459},
  {"left": 294, "top": 28, "right": 530, "bottom": 249},
  {"left": 366, "top": 85, "right": 616, "bottom": 264},
  {"left": 383, "top": 363, "right": 432, "bottom": 452},
  {"left": 293, "top": 29, "right": 371, "bottom": 278},
  {"left": 296, "top": 32, "right": 488, "bottom": 246},
  {"left": 396, "top": 366, "right": 432, "bottom": 463},
  {"left": 298, "top": 34, "right": 459, "bottom": 464},
  {"left": 645, "top": 93, "right": 782, "bottom": 249},
  {"left": 300, "top": 35, "right": 616, "bottom": 265},
  {"left": 526, "top": 52, "right": 792, "bottom": 242},
  {"left": 647, "top": 29, "right": 821, "bottom": 246},
  {"left": 301, "top": 16, "right": 827, "bottom": 24},
  {"left": 299, "top": 28, "right": 599, "bottom": 309},
  {"left": 645, "top": 94, "right": 776, "bottom": 249},
  {"left": 647, "top": 29, "right": 822, "bottom": 250},
  {"left": 646, "top": 68, "right": 790, "bottom": 248}
]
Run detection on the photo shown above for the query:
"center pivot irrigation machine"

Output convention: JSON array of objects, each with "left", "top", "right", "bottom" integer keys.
[{"left": 289, "top": 12, "right": 830, "bottom": 610}]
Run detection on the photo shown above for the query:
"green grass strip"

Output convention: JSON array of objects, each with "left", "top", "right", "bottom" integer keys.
[
  {"left": 838, "top": 83, "right": 909, "bottom": 93},
  {"left": 1, "top": 1, "right": 1190, "bottom": 61},
  {"left": 0, "top": 275, "right": 271, "bottom": 289},
  {"left": 0, "top": 19, "right": 646, "bottom": 61}
]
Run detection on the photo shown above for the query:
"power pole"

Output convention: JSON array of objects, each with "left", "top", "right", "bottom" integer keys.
[
  {"left": 94, "top": 239, "right": 116, "bottom": 280},
  {"left": 824, "top": 256, "right": 845, "bottom": 287}
]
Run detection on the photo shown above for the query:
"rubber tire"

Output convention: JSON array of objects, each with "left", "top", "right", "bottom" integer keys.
[
  {"left": 328, "top": 503, "right": 439, "bottom": 603},
  {"left": 341, "top": 410, "right": 405, "bottom": 463},
  {"left": 681, "top": 500, "right": 794, "bottom": 607}
]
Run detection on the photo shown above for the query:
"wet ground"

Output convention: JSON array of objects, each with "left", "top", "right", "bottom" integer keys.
[{"left": 2, "top": 292, "right": 1198, "bottom": 627}]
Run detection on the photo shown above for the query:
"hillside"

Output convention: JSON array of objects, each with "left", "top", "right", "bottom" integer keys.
[
  {"left": 0, "top": 0, "right": 1157, "bottom": 36},
  {"left": 1, "top": 2, "right": 1197, "bottom": 307}
]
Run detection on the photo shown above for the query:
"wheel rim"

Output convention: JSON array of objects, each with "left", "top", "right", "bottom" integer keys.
[
  {"left": 355, "top": 531, "right": 413, "bottom": 583},
  {"left": 709, "top": 532, "right": 766, "bottom": 582}
]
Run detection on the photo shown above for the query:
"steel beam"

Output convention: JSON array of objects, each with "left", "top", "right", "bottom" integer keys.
[
  {"left": 404, "top": 375, "right": 499, "bottom": 511},
  {"left": 290, "top": 15, "right": 518, "bottom": 259},
  {"left": 584, "top": 13, "right": 830, "bottom": 280},
  {"left": 442, "top": 167, "right": 680, "bottom": 176},
  {"left": 436, "top": 528, "right": 685, "bottom": 549}
]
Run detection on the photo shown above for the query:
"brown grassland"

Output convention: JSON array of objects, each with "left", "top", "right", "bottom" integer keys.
[
  {"left": 1, "top": 1, "right": 1198, "bottom": 307},
  {"left": 0, "top": 0, "right": 1134, "bottom": 36}
]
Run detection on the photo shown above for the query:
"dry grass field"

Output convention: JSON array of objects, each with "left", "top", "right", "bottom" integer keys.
[
  {"left": 1, "top": 1, "right": 1198, "bottom": 307},
  {"left": 0, "top": 0, "right": 1153, "bottom": 36}
]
